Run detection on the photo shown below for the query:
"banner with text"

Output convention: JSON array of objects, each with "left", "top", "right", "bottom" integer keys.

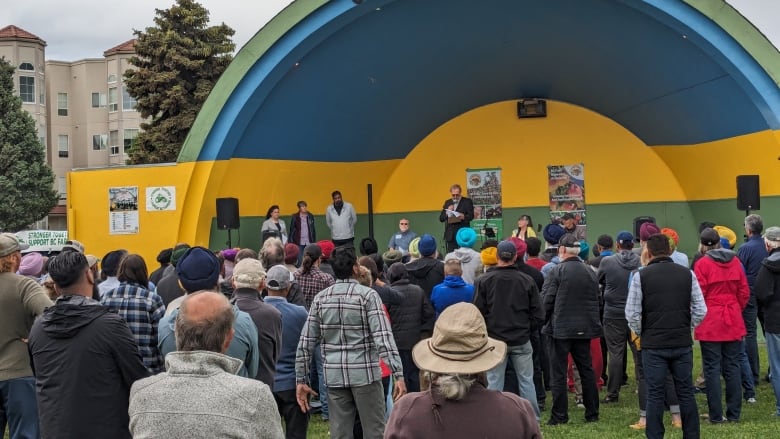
[
  {"left": 548, "top": 163, "right": 587, "bottom": 230},
  {"left": 466, "top": 168, "right": 503, "bottom": 241}
]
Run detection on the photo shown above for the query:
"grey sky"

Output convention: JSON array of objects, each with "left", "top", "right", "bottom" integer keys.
[{"left": 3, "top": 0, "right": 778, "bottom": 61}]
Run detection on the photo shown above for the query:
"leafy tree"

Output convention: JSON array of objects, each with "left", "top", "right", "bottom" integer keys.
[
  {"left": 124, "top": 0, "right": 235, "bottom": 164},
  {"left": 0, "top": 58, "right": 58, "bottom": 232}
]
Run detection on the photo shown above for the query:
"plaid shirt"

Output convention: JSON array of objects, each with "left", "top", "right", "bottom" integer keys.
[
  {"left": 294, "top": 267, "right": 335, "bottom": 309},
  {"left": 100, "top": 282, "right": 166, "bottom": 374},
  {"left": 295, "top": 279, "right": 403, "bottom": 388}
]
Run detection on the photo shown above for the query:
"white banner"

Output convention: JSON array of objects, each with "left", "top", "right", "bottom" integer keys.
[{"left": 15, "top": 230, "right": 68, "bottom": 253}]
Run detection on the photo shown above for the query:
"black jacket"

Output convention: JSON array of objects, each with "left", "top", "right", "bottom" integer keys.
[
  {"left": 473, "top": 265, "right": 544, "bottom": 346},
  {"left": 756, "top": 248, "right": 780, "bottom": 333},
  {"left": 405, "top": 257, "right": 445, "bottom": 298},
  {"left": 638, "top": 257, "right": 694, "bottom": 349},
  {"left": 28, "top": 295, "right": 148, "bottom": 439},
  {"left": 289, "top": 212, "right": 316, "bottom": 246},
  {"left": 516, "top": 260, "right": 544, "bottom": 291},
  {"left": 232, "top": 288, "right": 283, "bottom": 390},
  {"left": 387, "top": 279, "right": 435, "bottom": 350},
  {"left": 155, "top": 271, "right": 184, "bottom": 307},
  {"left": 439, "top": 196, "right": 474, "bottom": 243},
  {"left": 541, "top": 257, "right": 602, "bottom": 339}
]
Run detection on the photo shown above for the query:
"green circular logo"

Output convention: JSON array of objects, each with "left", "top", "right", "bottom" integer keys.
[{"left": 150, "top": 187, "right": 172, "bottom": 210}]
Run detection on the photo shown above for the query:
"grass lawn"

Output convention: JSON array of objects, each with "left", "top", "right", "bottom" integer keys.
[{"left": 5, "top": 343, "right": 776, "bottom": 438}]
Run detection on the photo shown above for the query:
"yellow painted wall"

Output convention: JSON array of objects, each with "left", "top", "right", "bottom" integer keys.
[
  {"left": 377, "top": 100, "right": 686, "bottom": 212},
  {"left": 67, "top": 100, "right": 780, "bottom": 265}
]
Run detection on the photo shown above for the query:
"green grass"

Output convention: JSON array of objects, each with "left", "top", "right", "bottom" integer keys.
[{"left": 5, "top": 344, "right": 775, "bottom": 439}]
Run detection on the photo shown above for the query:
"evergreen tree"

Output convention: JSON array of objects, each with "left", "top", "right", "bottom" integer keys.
[
  {"left": 0, "top": 58, "right": 58, "bottom": 232},
  {"left": 124, "top": 0, "right": 235, "bottom": 164}
]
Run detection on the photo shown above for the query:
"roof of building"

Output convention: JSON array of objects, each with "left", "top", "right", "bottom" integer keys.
[
  {"left": 0, "top": 25, "right": 46, "bottom": 45},
  {"left": 103, "top": 39, "right": 137, "bottom": 57}
]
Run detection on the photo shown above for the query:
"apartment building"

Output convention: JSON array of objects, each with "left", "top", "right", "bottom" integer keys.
[{"left": 0, "top": 25, "right": 142, "bottom": 230}]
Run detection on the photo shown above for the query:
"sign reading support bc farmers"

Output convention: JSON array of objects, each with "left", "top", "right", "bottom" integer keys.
[{"left": 146, "top": 186, "right": 176, "bottom": 211}]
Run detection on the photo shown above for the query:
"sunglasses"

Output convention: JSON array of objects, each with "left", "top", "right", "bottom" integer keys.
[{"left": 400, "top": 222, "right": 409, "bottom": 225}]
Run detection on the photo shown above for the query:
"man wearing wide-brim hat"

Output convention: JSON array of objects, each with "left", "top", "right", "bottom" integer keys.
[{"left": 384, "top": 303, "right": 541, "bottom": 438}]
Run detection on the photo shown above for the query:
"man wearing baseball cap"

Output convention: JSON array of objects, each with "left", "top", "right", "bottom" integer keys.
[
  {"left": 1, "top": 234, "right": 52, "bottom": 438},
  {"left": 755, "top": 226, "right": 780, "bottom": 416}
]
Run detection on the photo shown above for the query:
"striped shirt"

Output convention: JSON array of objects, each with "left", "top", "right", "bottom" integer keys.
[
  {"left": 295, "top": 279, "right": 403, "bottom": 388},
  {"left": 100, "top": 283, "right": 166, "bottom": 374},
  {"left": 294, "top": 267, "right": 335, "bottom": 309}
]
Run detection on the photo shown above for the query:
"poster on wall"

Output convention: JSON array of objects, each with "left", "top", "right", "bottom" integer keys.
[
  {"left": 466, "top": 168, "right": 503, "bottom": 242},
  {"left": 109, "top": 186, "right": 139, "bottom": 235},
  {"left": 146, "top": 186, "right": 176, "bottom": 211},
  {"left": 548, "top": 163, "right": 586, "bottom": 234}
]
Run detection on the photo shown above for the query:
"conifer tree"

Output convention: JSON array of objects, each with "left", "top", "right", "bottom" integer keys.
[
  {"left": 0, "top": 58, "right": 58, "bottom": 232},
  {"left": 124, "top": 0, "right": 235, "bottom": 163}
]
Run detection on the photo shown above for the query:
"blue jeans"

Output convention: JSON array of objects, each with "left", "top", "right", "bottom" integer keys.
[
  {"left": 700, "top": 341, "right": 742, "bottom": 422},
  {"left": 743, "top": 297, "right": 759, "bottom": 383},
  {"left": 739, "top": 340, "right": 756, "bottom": 399},
  {"left": 486, "top": 341, "right": 540, "bottom": 420},
  {"left": 313, "top": 344, "right": 329, "bottom": 419},
  {"left": 642, "top": 347, "right": 699, "bottom": 439},
  {"left": 0, "top": 376, "right": 39, "bottom": 439},
  {"left": 765, "top": 332, "right": 780, "bottom": 415}
]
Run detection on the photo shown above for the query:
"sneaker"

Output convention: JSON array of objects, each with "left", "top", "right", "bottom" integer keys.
[
  {"left": 575, "top": 398, "right": 585, "bottom": 409},
  {"left": 547, "top": 418, "right": 568, "bottom": 426},
  {"left": 601, "top": 396, "right": 619, "bottom": 404},
  {"left": 747, "top": 397, "right": 757, "bottom": 404},
  {"left": 629, "top": 422, "right": 646, "bottom": 430}
]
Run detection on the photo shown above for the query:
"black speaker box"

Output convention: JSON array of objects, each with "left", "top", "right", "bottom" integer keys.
[
  {"left": 737, "top": 175, "right": 760, "bottom": 211},
  {"left": 633, "top": 216, "right": 656, "bottom": 242},
  {"left": 216, "top": 198, "right": 240, "bottom": 230}
]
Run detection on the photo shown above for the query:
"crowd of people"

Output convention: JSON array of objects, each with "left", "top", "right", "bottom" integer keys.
[{"left": 2, "top": 185, "right": 780, "bottom": 439}]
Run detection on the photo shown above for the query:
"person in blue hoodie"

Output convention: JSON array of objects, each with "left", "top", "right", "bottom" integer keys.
[{"left": 430, "top": 259, "right": 475, "bottom": 318}]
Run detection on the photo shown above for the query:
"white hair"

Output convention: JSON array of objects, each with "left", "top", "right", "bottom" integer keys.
[
  {"left": 425, "top": 373, "right": 477, "bottom": 401},
  {"left": 561, "top": 246, "right": 580, "bottom": 256},
  {"left": 766, "top": 238, "right": 780, "bottom": 250}
]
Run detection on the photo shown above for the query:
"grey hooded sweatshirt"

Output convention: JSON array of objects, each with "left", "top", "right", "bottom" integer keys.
[
  {"left": 445, "top": 248, "right": 483, "bottom": 285},
  {"left": 598, "top": 250, "right": 642, "bottom": 320}
]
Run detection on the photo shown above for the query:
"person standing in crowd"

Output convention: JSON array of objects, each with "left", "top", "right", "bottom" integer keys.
[
  {"left": 598, "top": 231, "right": 641, "bottom": 404},
  {"left": 100, "top": 254, "right": 166, "bottom": 374},
  {"left": 384, "top": 303, "right": 542, "bottom": 439},
  {"left": 260, "top": 238, "right": 306, "bottom": 306},
  {"left": 388, "top": 218, "right": 417, "bottom": 255},
  {"left": 232, "top": 259, "right": 283, "bottom": 391},
  {"left": 265, "top": 265, "right": 310, "bottom": 439},
  {"left": 661, "top": 228, "right": 689, "bottom": 267},
  {"left": 158, "top": 247, "right": 259, "bottom": 378},
  {"left": 525, "top": 237, "right": 549, "bottom": 272},
  {"left": 439, "top": 184, "right": 474, "bottom": 253},
  {"left": 444, "top": 227, "right": 482, "bottom": 285},
  {"left": 541, "top": 223, "right": 566, "bottom": 263},
  {"left": 475, "top": 240, "right": 543, "bottom": 421},
  {"left": 542, "top": 234, "right": 601, "bottom": 425},
  {"left": 626, "top": 233, "right": 706, "bottom": 439},
  {"left": 284, "top": 243, "right": 300, "bottom": 272},
  {"left": 737, "top": 214, "right": 767, "bottom": 387},
  {"left": 154, "top": 243, "right": 190, "bottom": 306},
  {"left": 1, "top": 234, "right": 52, "bottom": 439},
  {"left": 97, "top": 249, "right": 127, "bottom": 296},
  {"left": 405, "top": 234, "right": 445, "bottom": 299},
  {"left": 386, "top": 262, "right": 435, "bottom": 392},
  {"left": 317, "top": 239, "right": 337, "bottom": 278},
  {"left": 511, "top": 214, "right": 537, "bottom": 240},
  {"left": 694, "top": 228, "right": 749, "bottom": 423},
  {"left": 326, "top": 190, "right": 357, "bottom": 247},
  {"left": 29, "top": 251, "right": 148, "bottom": 439},
  {"left": 295, "top": 246, "right": 406, "bottom": 439},
  {"left": 262, "top": 205, "right": 289, "bottom": 244},
  {"left": 289, "top": 200, "right": 316, "bottom": 265},
  {"left": 755, "top": 226, "right": 780, "bottom": 416},
  {"left": 148, "top": 248, "right": 172, "bottom": 286},
  {"left": 129, "top": 291, "right": 283, "bottom": 439},
  {"left": 17, "top": 251, "right": 45, "bottom": 281},
  {"left": 430, "top": 259, "right": 475, "bottom": 318},
  {"left": 588, "top": 234, "right": 614, "bottom": 269}
]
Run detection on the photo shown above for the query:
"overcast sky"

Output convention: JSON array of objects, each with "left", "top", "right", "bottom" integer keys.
[{"left": 3, "top": 0, "right": 778, "bottom": 61}]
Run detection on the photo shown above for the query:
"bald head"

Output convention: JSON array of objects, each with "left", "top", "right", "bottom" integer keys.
[{"left": 175, "top": 291, "right": 235, "bottom": 353}]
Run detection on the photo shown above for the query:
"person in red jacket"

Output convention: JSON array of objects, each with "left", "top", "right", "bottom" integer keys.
[{"left": 693, "top": 228, "right": 750, "bottom": 424}]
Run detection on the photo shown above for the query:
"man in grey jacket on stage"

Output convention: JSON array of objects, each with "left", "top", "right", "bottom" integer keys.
[{"left": 326, "top": 190, "right": 357, "bottom": 247}]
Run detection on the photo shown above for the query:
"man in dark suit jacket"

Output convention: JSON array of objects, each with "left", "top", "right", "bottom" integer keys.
[{"left": 439, "top": 184, "right": 474, "bottom": 253}]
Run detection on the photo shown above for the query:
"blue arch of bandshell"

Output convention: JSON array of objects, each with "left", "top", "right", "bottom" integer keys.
[{"left": 188, "top": 0, "right": 780, "bottom": 164}]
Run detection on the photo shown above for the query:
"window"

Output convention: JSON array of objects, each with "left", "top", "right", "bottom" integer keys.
[
  {"left": 124, "top": 129, "right": 139, "bottom": 151},
  {"left": 122, "top": 85, "right": 137, "bottom": 111},
  {"left": 57, "top": 93, "right": 68, "bottom": 116},
  {"left": 91, "top": 92, "right": 106, "bottom": 108},
  {"left": 58, "top": 177, "right": 67, "bottom": 200},
  {"left": 108, "top": 87, "right": 118, "bottom": 112},
  {"left": 108, "top": 74, "right": 117, "bottom": 83},
  {"left": 58, "top": 135, "right": 69, "bottom": 158},
  {"left": 19, "top": 62, "right": 34, "bottom": 71},
  {"left": 109, "top": 130, "right": 119, "bottom": 155},
  {"left": 19, "top": 76, "right": 34, "bottom": 103},
  {"left": 92, "top": 134, "right": 107, "bottom": 150}
]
